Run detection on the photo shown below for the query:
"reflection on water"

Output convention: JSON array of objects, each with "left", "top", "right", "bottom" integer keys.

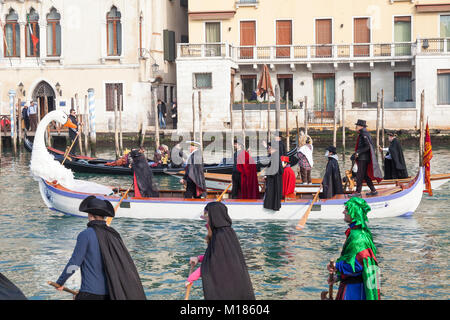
[{"left": 0, "top": 145, "right": 449, "bottom": 300}]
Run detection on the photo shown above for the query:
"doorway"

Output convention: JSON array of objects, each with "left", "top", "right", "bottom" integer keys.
[{"left": 32, "top": 81, "right": 56, "bottom": 119}]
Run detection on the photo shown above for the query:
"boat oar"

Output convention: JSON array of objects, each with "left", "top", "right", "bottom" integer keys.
[
  {"left": 106, "top": 183, "right": 133, "bottom": 226},
  {"left": 296, "top": 186, "right": 321, "bottom": 230},
  {"left": 184, "top": 261, "right": 196, "bottom": 300},
  {"left": 61, "top": 132, "right": 80, "bottom": 165},
  {"left": 320, "top": 259, "right": 335, "bottom": 300},
  {"left": 217, "top": 182, "right": 232, "bottom": 202},
  {"left": 47, "top": 281, "right": 79, "bottom": 296}
]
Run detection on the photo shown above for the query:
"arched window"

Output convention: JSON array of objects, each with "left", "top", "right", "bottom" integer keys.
[
  {"left": 107, "top": 6, "right": 122, "bottom": 56},
  {"left": 4, "top": 9, "right": 20, "bottom": 57},
  {"left": 47, "top": 8, "right": 61, "bottom": 56},
  {"left": 26, "top": 8, "right": 40, "bottom": 57}
]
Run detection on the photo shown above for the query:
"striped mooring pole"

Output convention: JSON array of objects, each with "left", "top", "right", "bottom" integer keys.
[
  {"left": 88, "top": 88, "right": 96, "bottom": 157},
  {"left": 9, "top": 89, "right": 17, "bottom": 155}
]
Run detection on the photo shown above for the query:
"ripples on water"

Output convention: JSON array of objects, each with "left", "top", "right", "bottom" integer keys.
[{"left": 0, "top": 145, "right": 449, "bottom": 300}]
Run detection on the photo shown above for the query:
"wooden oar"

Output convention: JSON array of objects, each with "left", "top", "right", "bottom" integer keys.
[
  {"left": 106, "top": 183, "right": 133, "bottom": 226},
  {"left": 296, "top": 186, "right": 321, "bottom": 230},
  {"left": 61, "top": 132, "right": 80, "bottom": 165},
  {"left": 184, "top": 261, "right": 196, "bottom": 300},
  {"left": 47, "top": 281, "right": 79, "bottom": 296},
  {"left": 320, "top": 259, "right": 335, "bottom": 300},
  {"left": 216, "top": 182, "right": 232, "bottom": 202}
]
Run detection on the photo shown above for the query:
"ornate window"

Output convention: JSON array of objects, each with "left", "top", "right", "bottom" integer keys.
[
  {"left": 4, "top": 9, "right": 20, "bottom": 57},
  {"left": 47, "top": 8, "right": 61, "bottom": 57},
  {"left": 26, "top": 8, "right": 40, "bottom": 57},
  {"left": 107, "top": 6, "right": 122, "bottom": 56}
]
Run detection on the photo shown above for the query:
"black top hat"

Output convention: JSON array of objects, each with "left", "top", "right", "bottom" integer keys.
[
  {"left": 355, "top": 119, "right": 367, "bottom": 127},
  {"left": 79, "top": 195, "right": 115, "bottom": 217},
  {"left": 326, "top": 146, "right": 337, "bottom": 154}
]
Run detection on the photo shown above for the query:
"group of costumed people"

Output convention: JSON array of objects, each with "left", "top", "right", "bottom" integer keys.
[{"left": 1, "top": 196, "right": 379, "bottom": 300}]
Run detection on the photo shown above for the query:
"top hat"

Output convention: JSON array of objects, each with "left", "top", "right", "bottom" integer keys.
[
  {"left": 79, "top": 195, "right": 115, "bottom": 217},
  {"left": 355, "top": 119, "right": 367, "bottom": 127}
]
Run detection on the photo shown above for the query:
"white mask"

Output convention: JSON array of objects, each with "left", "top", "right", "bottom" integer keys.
[{"left": 324, "top": 150, "right": 330, "bottom": 158}]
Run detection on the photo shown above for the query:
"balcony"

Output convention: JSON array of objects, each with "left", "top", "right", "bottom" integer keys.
[
  {"left": 417, "top": 38, "right": 450, "bottom": 55},
  {"left": 178, "top": 41, "right": 416, "bottom": 66}
]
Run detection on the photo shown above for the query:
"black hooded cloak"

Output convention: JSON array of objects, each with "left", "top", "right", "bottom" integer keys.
[
  {"left": 87, "top": 220, "right": 146, "bottom": 300},
  {"left": 201, "top": 202, "right": 255, "bottom": 300},
  {"left": 263, "top": 150, "right": 283, "bottom": 211},
  {"left": 130, "top": 150, "right": 159, "bottom": 198},
  {"left": 321, "top": 157, "right": 344, "bottom": 199},
  {"left": 0, "top": 273, "right": 27, "bottom": 300},
  {"left": 184, "top": 149, "right": 206, "bottom": 197},
  {"left": 384, "top": 138, "right": 408, "bottom": 179}
]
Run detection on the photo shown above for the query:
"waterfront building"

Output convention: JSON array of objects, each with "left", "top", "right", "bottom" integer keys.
[
  {"left": 0, "top": 0, "right": 188, "bottom": 132},
  {"left": 176, "top": 0, "right": 450, "bottom": 131}
]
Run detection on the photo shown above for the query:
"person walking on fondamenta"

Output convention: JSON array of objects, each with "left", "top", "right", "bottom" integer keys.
[
  {"left": 351, "top": 119, "right": 382, "bottom": 197},
  {"left": 326, "top": 197, "right": 380, "bottom": 300}
]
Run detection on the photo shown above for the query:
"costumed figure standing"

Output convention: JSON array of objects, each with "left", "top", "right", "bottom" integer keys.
[
  {"left": 68, "top": 108, "right": 81, "bottom": 155},
  {"left": 351, "top": 119, "right": 382, "bottom": 197},
  {"left": 297, "top": 133, "right": 313, "bottom": 184},
  {"left": 327, "top": 197, "right": 380, "bottom": 300},
  {"left": 185, "top": 202, "right": 255, "bottom": 300},
  {"left": 380, "top": 131, "right": 408, "bottom": 179},
  {"left": 320, "top": 146, "right": 344, "bottom": 199},
  {"left": 263, "top": 141, "right": 283, "bottom": 211},
  {"left": 130, "top": 148, "right": 159, "bottom": 198},
  {"left": 231, "top": 140, "right": 259, "bottom": 199},
  {"left": 180, "top": 141, "right": 206, "bottom": 198},
  {"left": 281, "top": 155, "right": 296, "bottom": 199},
  {"left": 54, "top": 196, "right": 146, "bottom": 300}
]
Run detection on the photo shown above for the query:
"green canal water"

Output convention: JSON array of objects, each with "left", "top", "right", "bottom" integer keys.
[{"left": 0, "top": 143, "right": 449, "bottom": 300}]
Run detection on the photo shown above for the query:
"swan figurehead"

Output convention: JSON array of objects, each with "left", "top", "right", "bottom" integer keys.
[{"left": 30, "top": 110, "right": 78, "bottom": 187}]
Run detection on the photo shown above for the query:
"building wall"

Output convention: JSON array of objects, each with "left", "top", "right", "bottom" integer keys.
[
  {"left": 0, "top": 0, "right": 188, "bottom": 132},
  {"left": 188, "top": 0, "right": 449, "bottom": 45}
]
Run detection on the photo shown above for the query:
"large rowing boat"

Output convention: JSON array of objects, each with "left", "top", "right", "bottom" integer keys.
[{"left": 38, "top": 167, "right": 424, "bottom": 220}]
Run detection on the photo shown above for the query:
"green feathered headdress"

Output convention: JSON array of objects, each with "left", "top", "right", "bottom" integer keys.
[{"left": 345, "top": 197, "right": 371, "bottom": 229}]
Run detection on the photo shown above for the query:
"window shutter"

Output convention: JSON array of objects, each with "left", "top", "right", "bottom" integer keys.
[{"left": 164, "top": 29, "right": 176, "bottom": 62}]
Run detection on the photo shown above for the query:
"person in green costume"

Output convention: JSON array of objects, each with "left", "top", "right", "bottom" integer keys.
[{"left": 326, "top": 197, "right": 381, "bottom": 300}]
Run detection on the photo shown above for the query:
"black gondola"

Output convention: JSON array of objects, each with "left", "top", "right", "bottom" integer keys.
[{"left": 24, "top": 135, "right": 299, "bottom": 175}]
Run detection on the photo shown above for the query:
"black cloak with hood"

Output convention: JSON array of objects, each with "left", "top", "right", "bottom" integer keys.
[
  {"left": 0, "top": 273, "right": 27, "bottom": 300},
  {"left": 79, "top": 196, "right": 146, "bottom": 300},
  {"left": 184, "top": 149, "right": 207, "bottom": 197},
  {"left": 130, "top": 149, "right": 159, "bottom": 198},
  {"left": 263, "top": 146, "right": 283, "bottom": 211},
  {"left": 384, "top": 137, "right": 408, "bottom": 179},
  {"left": 201, "top": 202, "right": 255, "bottom": 300},
  {"left": 321, "top": 155, "right": 344, "bottom": 199}
]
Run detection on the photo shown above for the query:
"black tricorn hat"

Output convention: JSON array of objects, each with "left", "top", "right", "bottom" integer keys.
[
  {"left": 79, "top": 196, "right": 115, "bottom": 217},
  {"left": 355, "top": 119, "right": 367, "bottom": 127},
  {"left": 326, "top": 146, "right": 337, "bottom": 154}
]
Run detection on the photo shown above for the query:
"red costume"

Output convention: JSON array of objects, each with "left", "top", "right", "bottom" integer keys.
[
  {"left": 281, "top": 156, "right": 296, "bottom": 198},
  {"left": 236, "top": 150, "right": 259, "bottom": 199}
]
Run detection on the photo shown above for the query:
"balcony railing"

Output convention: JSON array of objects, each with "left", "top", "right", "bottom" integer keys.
[{"left": 178, "top": 38, "right": 449, "bottom": 62}]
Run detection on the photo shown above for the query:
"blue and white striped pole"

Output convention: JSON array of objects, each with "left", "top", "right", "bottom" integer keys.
[
  {"left": 8, "top": 89, "right": 17, "bottom": 154},
  {"left": 88, "top": 88, "right": 96, "bottom": 156}
]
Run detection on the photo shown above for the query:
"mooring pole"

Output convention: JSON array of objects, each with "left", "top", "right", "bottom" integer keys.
[{"left": 88, "top": 88, "right": 96, "bottom": 157}]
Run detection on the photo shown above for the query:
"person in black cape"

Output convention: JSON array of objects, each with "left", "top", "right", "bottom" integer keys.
[
  {"left": 0, "top": 272, "right": 27, "bottom": 300},
  {"left": 186, "top": 202, "right": 255, "bottom": 300},
  {"left": 320, "top": 146, "right": 344, "bottom": 199},
  {"left": 351, "top": 119, "right": 383, "bottom": 197},
  {"left": 130, "top": 148, "right": 159, "bottom": 197},
  {"left": 54, "top": 196, "right": 146, "bottom": 300},
  {"left": 180, "top": 141, "right": 206, "bottom": 198},
  {"left": 263, "top": 141, "right": 283, "bottom": 211},
  {"left": 380, "top": 131, "right": 408, "bottom": 179}
]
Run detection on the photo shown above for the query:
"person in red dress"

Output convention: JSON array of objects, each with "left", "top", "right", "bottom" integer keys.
[{"left": 281, "top": 156, "right": 296, "bottom": 199}]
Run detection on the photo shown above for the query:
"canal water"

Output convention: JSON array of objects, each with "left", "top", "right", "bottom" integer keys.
[{"left": 0, "top": 143, "right": 449, "bottom": 300}]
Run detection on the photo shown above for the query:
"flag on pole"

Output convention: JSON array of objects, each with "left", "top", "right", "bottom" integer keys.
[
  {"left": 423, "top": 120, "right": 433, "bottom": 195},
  {"left": 26, "top": 14, "right": 39, "bottom": 53}
]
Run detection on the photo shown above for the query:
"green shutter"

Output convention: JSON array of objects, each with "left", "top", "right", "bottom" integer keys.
[{"left": 164, "top": 29, "right": 176, "bottom": 62}]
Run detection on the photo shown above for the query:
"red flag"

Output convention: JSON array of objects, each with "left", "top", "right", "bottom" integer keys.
[{"left": 423, "top": 121, "right": 433, "bottom": 195}]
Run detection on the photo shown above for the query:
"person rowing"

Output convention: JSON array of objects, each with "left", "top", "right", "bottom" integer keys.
[
  {"left": 185, "top": 202, "right": 255, "bottom": 300},
  {"left": 53, "top": 196, "right": 146, "bottom": 300}
]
